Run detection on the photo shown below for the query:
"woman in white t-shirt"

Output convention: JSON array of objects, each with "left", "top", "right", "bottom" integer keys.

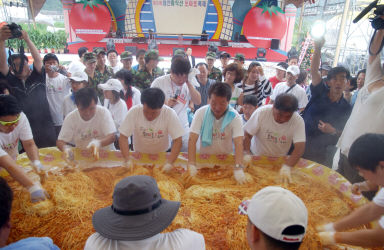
[
  {"left": 223, "top": 63, "right": 244, "bottom": 110},
  {"left": 98, "top": 79, "right": 128, "bottom": 130},
  {"left": 115, "top": 69, "right": 141, "bottom": 110}
]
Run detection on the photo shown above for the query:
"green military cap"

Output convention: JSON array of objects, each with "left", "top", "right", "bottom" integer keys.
[
  {"left": 206, "top": 51, "right": 216, "bottom": 60},
  {"left": 83, "top": 52, "right": 97, "bottom": 63},
  {"left": 233, "top": 53, "right": 245, "bottom": 62},
  {"left": 219, "top": 51, "right": 231, "bottom": 58},
  {"left": 94, "top": 48, "right": 106, "bottom": 55},
  {"left": 120, "top": 51, "right": 133, "bottom": 60},
  {"left": 145, "top": 49, "right": 160, "bottom": 61},
  {"left": 174, "top": 49, "right": 186, "bottom": 56}
]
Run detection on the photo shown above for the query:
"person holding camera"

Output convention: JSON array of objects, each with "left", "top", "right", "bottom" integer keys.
[
  {"left": 0, "top": 25, "right": 56, "bottom": 148},
  {"left": 43, "top": 53, "right": 71, "bottom": 137},
  {"left": 151, "top": 56, "right": 201, "bottom": 152}
]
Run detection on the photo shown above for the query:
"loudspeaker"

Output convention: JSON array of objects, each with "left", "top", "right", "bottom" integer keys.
[
  {"left": 125, "top": 46, "right": 137, "bottom": 54},
  {"left": 173, "top": 47, "right": 185, "bottom": 56},
  {"left": 239, "top": 35, "right": 248, "bottom": 42},
  {"left": 220, "top": 39, "right": 229, "bottom": 47},
  {"left": 271, "top": 39, "right": 280, "bottom": 50},
  {"left": 132, "top": 37, "right": 147, "bottom": 43},
  {"left": 191, "top": 39, "right": 199, "bottom": 45}
]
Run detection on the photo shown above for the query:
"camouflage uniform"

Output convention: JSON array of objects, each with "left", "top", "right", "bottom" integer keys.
[
  {"left": 134, "top": 66, "right": 164, "bottom": 91},
  {"left": 208, "top": 66, "right": 222, "bottom": 82},
  {"left": 133, "top": 49, "right": 164, "bottom": 90},
  {"left": 93, "top": 65, "right": 114, "bottom": 103}
]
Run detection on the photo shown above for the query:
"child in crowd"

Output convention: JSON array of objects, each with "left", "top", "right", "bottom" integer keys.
[{"left": 62, "top": 71, "right": 88, "bottom": 118}]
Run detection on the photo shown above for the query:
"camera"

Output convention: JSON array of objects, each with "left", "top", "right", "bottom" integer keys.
[
  {"left": 353, "top": 0, "right": 384, "bottom": 29},
  {"left": 50, "top": 65, "right": 60, "bottom": 72},
  {"left": 7, "top": 23, "right": 23, "bottom": 39}
]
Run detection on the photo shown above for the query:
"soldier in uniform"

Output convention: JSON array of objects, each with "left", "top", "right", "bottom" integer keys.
[
  {"left": 233, "top": 53, "right": 247, "bottom": 77},
  {"left": 206, "top": 51, "right": 222, "bottom": 82},
  {"left": 134, "top": 50, "right": 164, "bottom": 91},
  {"left": 120, "top": 51, "right": 136, "bottom": 75},
  {"left": 94, "top": 48, "right": 114, "bottom": 103}
]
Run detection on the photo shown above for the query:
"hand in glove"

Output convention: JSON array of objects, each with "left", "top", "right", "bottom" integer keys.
[
  {"left": 64, "top": 146, "right": 75, "bottom": 162},
  {"left": 87, "top": 139, "right": 101, "bottom": 160},
  {"left": 243, "top": 155, "right": 252, "bottom": 167},
  {"left": 32, "top": 160, "right": 47, "bottom": 184},
  {"left": 280, "top": 164, "right": 293, "bottom": 186},
  {"left": 351, "top": 181, "right": 370, "bottom": 195},
  {"left": 234, "top": 168, "right": 246, "bottom": 184},
  {"left": 28, "top": 184, "right": 49, "bottom": 203},
  {"left": 316, "top": 223, "right": 335, "bottom": 232},
  {"left": 188, "top": 164, "right": 197, "bottom": 177},
  {"left": 187, "top": 68, "right": 200, "bottom": 84},
  {"left": 123, "top": 159, "right": 133, "bottom": 171},
  {"left": 161, "top": 162, "right": 173, "bottom": 173},
  {"left": 318, "top": 232, "right": 336, "bottom": 245}
]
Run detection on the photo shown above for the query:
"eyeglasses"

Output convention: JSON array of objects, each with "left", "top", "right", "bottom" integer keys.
[{"left": 0, "top": 115, "right": 21, "bottom": 127}]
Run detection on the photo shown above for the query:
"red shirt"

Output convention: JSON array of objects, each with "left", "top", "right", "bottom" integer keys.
[{"left": 266, "top": 76, "right": 283, "bottom": 104}]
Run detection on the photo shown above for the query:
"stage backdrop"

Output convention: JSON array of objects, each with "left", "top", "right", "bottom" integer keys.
[{"left": 152, "top": 1, "right": 206, "bottom": 35}]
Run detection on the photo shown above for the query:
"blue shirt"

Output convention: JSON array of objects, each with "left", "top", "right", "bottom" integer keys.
[
  {"left": 302, "top": 80, "right": 351, "bottom": 163},
  {"left": 132, "top": 64, "right": 139, "bottom": 71},
  {"left": 2, "top": 237, "right": 59, "bottom": 250}
]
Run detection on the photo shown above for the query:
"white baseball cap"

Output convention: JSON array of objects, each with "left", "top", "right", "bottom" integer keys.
[
  {"left": 242, "top": 186, "right": 308, "bottom": 243},
  {"left": 69, "top": 71, "right": 88, "bottom": 82},
  {"left": 98, "top": 79, "right": 123, "bottom": 92},
  {"left": 286, "top": 65, "right": 300, "bottom": 76}
]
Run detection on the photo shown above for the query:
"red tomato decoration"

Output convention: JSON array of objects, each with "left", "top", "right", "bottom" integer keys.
[
  {"left": 243, "top": 4, "right": 287, "bottom": 45},
  {"left": 69, "top": 0, "right": 111, "bottom": 42}
]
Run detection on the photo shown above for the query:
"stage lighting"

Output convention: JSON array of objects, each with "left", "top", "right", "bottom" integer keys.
[
  {"left": 256, "top": 48, "right": 267, "bottom": 62},
  {"left": 311, "top": 20, "right": 326, "bottom": 40}
]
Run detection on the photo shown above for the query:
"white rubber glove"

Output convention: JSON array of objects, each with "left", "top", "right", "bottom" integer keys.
[
  {"left": 188, "top": 164, "right": 197, "bottom": 177},
  {"left": 161, "top": 163, "right": 173, "bottom": 173},
  {"left": 28, "top": 184, "right": 49, "bottom": 203},
  {"left": 280, "top": 164, "right": 292, "bottom": 186},
  {"left": 351, "top": 181, "right": 369, "bottom": 195},
  {"left": 87, "top": 139, "right": 101, "bottom": 160},
  {"left": 318, "top": 232, "right": 336, "bottom": 245},
  {"left": 316, "top": 223, "right": 335, "bottom": 232},
  {"left": 63, "top": 145, "right": 74, "bottom": 162},
  {"left": 32, "top": 160, "right": 45, "bottom": 172},
  {"left": 123, "top": 159, "right": 133, "bottom": 171},
  {"left": 234, "top": 169, "right": 246, "bottom": 184},
  {"left": 188, "top": 68, "right": 200, "bottom": 84},
  {"left": 243, "top": 155, "right": 252, "bottom": 167}
]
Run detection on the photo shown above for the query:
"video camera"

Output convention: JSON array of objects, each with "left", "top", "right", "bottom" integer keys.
[
  {"left": 353, "top": 0, "right": 384, "bottom": 29},
  {"left": 6, "top": 23, "right": 23, "bottom": 39}
]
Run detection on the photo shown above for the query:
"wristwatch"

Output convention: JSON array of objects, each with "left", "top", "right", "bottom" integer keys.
[{"left": 235, "top": 164, "right": 244, "bottom": 170}]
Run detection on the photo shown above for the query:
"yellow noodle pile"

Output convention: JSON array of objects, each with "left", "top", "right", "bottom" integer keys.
[{"left": 5, "top": 164, "right": 376, "bottom": 250}]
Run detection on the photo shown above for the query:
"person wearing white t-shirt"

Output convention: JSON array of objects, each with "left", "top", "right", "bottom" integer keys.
[
  {"left": 62, "top": 71, "right": 89, "bottom": 118},
  {"left": 84, "top": 175, "right": 205, "bottom": 250},
  {"left": 57, "top": 88, "right": 116, "bottom": 162},
  {"left": 270, "top": 65, "right": 308, "bottom": 112},
  {"left": 43, "top": 53, "right": 71, "bottom": 137},
  {"left": 98, "top": 79, "right": 127, "bottom": 130},
  {"left": 244, "top": 93, "right": 306, "bottom": 185},
  {"left": 119, "top": 88, "right": 184, "bottom": 171},
  {"left": 223, "top": 63, "right": 244, "bottom": 110},
  {"left": 316, "top": 134, "right": 384, "bottom": 248},
  {"left": 151, "top": 57, "right": 201, "bottom": 152},
  {"left": 106, "top": 49, "right": 122, "bottom": 74},
  {"left": 188, "top": 83, "right": 247, "bottom": 184},
  {"left": 0, "top": 95, "right": 48, "bottom": 203},
  {"left": 334, "top": 29, "right": 384, "bottom": 194}
]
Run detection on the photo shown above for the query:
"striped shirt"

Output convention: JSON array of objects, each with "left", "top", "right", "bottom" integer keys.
[
  {"left": 236, "top": 77, "right": 272, "bottom": 107},
  {"left": 194, "top": 78, "right": 215, "bottom": 111}
]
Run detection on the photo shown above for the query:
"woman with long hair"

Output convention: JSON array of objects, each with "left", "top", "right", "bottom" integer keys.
[
  {"left": 223, "top": 63, "right": 244, "bottom": 109},
  {"left": 237, "top": 62, "right": 272, "bottom": 107},
  {"left": 115, "top": 69, "right": 141, "bottom": 110}
]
